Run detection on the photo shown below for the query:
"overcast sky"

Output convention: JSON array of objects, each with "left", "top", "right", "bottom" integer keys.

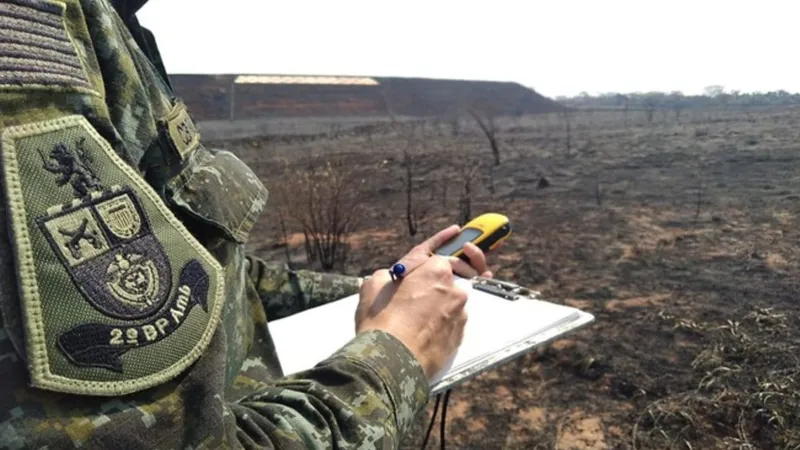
[{"left": 137, "top": 0, "right": 799, "bottom": 98}]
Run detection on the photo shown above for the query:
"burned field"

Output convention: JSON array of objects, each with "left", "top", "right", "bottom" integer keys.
[{"left": 209, "top": 106, "right": 800, "bottom": 449}]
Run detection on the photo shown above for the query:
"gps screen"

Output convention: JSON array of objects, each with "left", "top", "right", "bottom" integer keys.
[{"left": 435, "top": 227, "right": 482, "bottom": 256}]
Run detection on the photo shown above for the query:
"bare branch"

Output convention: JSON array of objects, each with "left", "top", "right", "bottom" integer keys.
[
  {"left": 468, "top": 107, "right": 501, "bottom": 166},
  {"left": 400, "top": 124, "right": 428, "bottom": 236},
  {"left": 272, "top": 152, "right": 367, "bottom": 271}
]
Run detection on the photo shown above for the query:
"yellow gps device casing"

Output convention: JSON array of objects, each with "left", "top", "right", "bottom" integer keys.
[{"left": 434, "top": 213, "right": 512, "bottom": 260}]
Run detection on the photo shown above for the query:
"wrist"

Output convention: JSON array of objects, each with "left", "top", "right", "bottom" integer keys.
[
  {"left": 370, "top": 326, "right": 434, "bottom": 380},
  {"left": 329, "top": 329, "right": 431, "bottom": 434}
]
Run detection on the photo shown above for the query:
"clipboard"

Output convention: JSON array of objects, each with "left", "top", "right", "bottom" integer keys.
[{"left": 267, "top": 276, "right": 595, "bottom": 395}]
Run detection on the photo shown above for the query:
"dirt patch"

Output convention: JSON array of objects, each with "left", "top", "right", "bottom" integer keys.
[
  {"left": 551, "top": 339, "right": 577, "bottom": 351},
  {"left": 605, "top": 294, "right": 670, "bottom": 311},
  {"left": 564, "top": 299, "right": 593, "bottom": 309},
  {"left": 766, "top": 252, "right": 788, "bottom": 270},
  {"left": 519, "top": 407, "right": 547, "bottom": 429},
  {"left": 556, "top": 412, "right": 606, "bottom": 450}
]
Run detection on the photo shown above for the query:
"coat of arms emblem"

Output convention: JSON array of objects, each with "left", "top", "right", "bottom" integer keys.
[{"left": 38, "top": 185, "right": 172, "bottom": 319}]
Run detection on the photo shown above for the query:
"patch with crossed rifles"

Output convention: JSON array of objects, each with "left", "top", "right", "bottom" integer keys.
[{"left": 1, "top": 115, "right": 224, "bottom": 396}]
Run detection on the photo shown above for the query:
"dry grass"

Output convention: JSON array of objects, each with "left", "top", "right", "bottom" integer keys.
[{"left": 210, "top": 105, "right": 800, "bottom": 449}]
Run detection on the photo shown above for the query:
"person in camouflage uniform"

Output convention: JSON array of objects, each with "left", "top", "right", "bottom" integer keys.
[{"left": 0, "top": 1, "right": 491, "bottom": 448}]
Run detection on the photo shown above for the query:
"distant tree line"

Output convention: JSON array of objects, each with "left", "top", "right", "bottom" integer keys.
[{"left": 555, "top": 85, "right": 800, "bottom": 110}]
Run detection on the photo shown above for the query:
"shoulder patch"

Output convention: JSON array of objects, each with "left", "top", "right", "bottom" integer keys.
[
  {"left": 1, "top": 115, "right": 225, "bottom": 396},
  {"left": 0, "top": 0, "right": 95, "bottom": 94}
]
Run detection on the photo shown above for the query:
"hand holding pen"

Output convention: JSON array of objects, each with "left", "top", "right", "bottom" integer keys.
[{"left": 355, "top": 225, "right": 494, "bottom": 380}]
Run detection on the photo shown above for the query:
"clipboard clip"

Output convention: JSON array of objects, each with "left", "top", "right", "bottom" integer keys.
[{"left": 470, "top": 276, "right": 540, "bottom": 301}]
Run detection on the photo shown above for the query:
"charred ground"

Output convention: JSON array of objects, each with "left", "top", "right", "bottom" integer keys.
[{"left": 206, "top": 106, "right": 800, "bottom": 449}]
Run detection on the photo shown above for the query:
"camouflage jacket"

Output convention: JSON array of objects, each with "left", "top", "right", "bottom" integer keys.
[{"left": 0, "top": 1, "right": 429, "bottom": 449}]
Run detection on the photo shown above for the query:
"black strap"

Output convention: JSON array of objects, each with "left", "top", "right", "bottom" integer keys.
[
  {"left": 110, "top": 0, "right": 148, "bottom": 19},
  {"left": 110, "top": 0, "right": 173, "bottom": 92},
  {"left": 130, "top": 18, "right": 173, "bottom": 92}
]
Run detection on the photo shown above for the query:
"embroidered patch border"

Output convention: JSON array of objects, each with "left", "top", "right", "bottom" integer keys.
[
  {"left": 1, "top": 115, "right": 225, "bottom": 396},
  {"left": 0, "top": 0, "right": 97, "bottom": 94}
]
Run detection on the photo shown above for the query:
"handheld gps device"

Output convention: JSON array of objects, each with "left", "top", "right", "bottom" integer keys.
[{"left": 434, "top": 213, "right": 511, "bottom": 260}]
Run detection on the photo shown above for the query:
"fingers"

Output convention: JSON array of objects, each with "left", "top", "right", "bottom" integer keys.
[
  {"left": 418, "top": 224, "right": 462, "bottom": 254},
  {"left": 392, "top": 224, "right": 497, "bottom": 282},
  {"left": 448, "top": 256, "right": 479, "bottom": 279},
  {"left": 356, "top": 269, "right": 395, "bottom": 323},
  {"left": 461, "top": 242, "right": 489, "bottom": 275},
  {"left": 369, "top": 267, "right": 392, "bottom": 284},
  {"left": 427, "top": 253, "right": 457, "bottom": 280},
  {"left": 447, "top": 242, "right": 491, "bottom": 279},
  {"left": 452, "top": 298, "right": 469, "bottom": 347},
  {"left": 392, "top": 224, "right": 461, "bottom": 275}
]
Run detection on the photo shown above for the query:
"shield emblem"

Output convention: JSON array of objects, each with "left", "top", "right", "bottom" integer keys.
[
  {"left": 39, "top": 188, "right": 172, "bottom": 319},
  {"left": 95, "top": 194, "right": 141, "bottom": 239}
]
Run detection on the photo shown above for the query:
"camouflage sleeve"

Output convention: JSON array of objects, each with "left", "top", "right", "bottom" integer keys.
[
  {"left": 247, "top": 255, "right": 364, "bottom": 321},
  {"left": 233, "top": 257, "right": 436, "bottom": 448},
  {"left": 231, "top": 329, "right": 431, "bottom": 449}
]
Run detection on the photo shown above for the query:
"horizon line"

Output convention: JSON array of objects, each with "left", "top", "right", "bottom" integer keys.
[{"left": 165, "top": 72, "right": 800, "bottom": 98}]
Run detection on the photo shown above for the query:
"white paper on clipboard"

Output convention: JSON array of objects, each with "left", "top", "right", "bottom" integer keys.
[{"left": 267, "top": 276, "right": 595, "bottom": 393}]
